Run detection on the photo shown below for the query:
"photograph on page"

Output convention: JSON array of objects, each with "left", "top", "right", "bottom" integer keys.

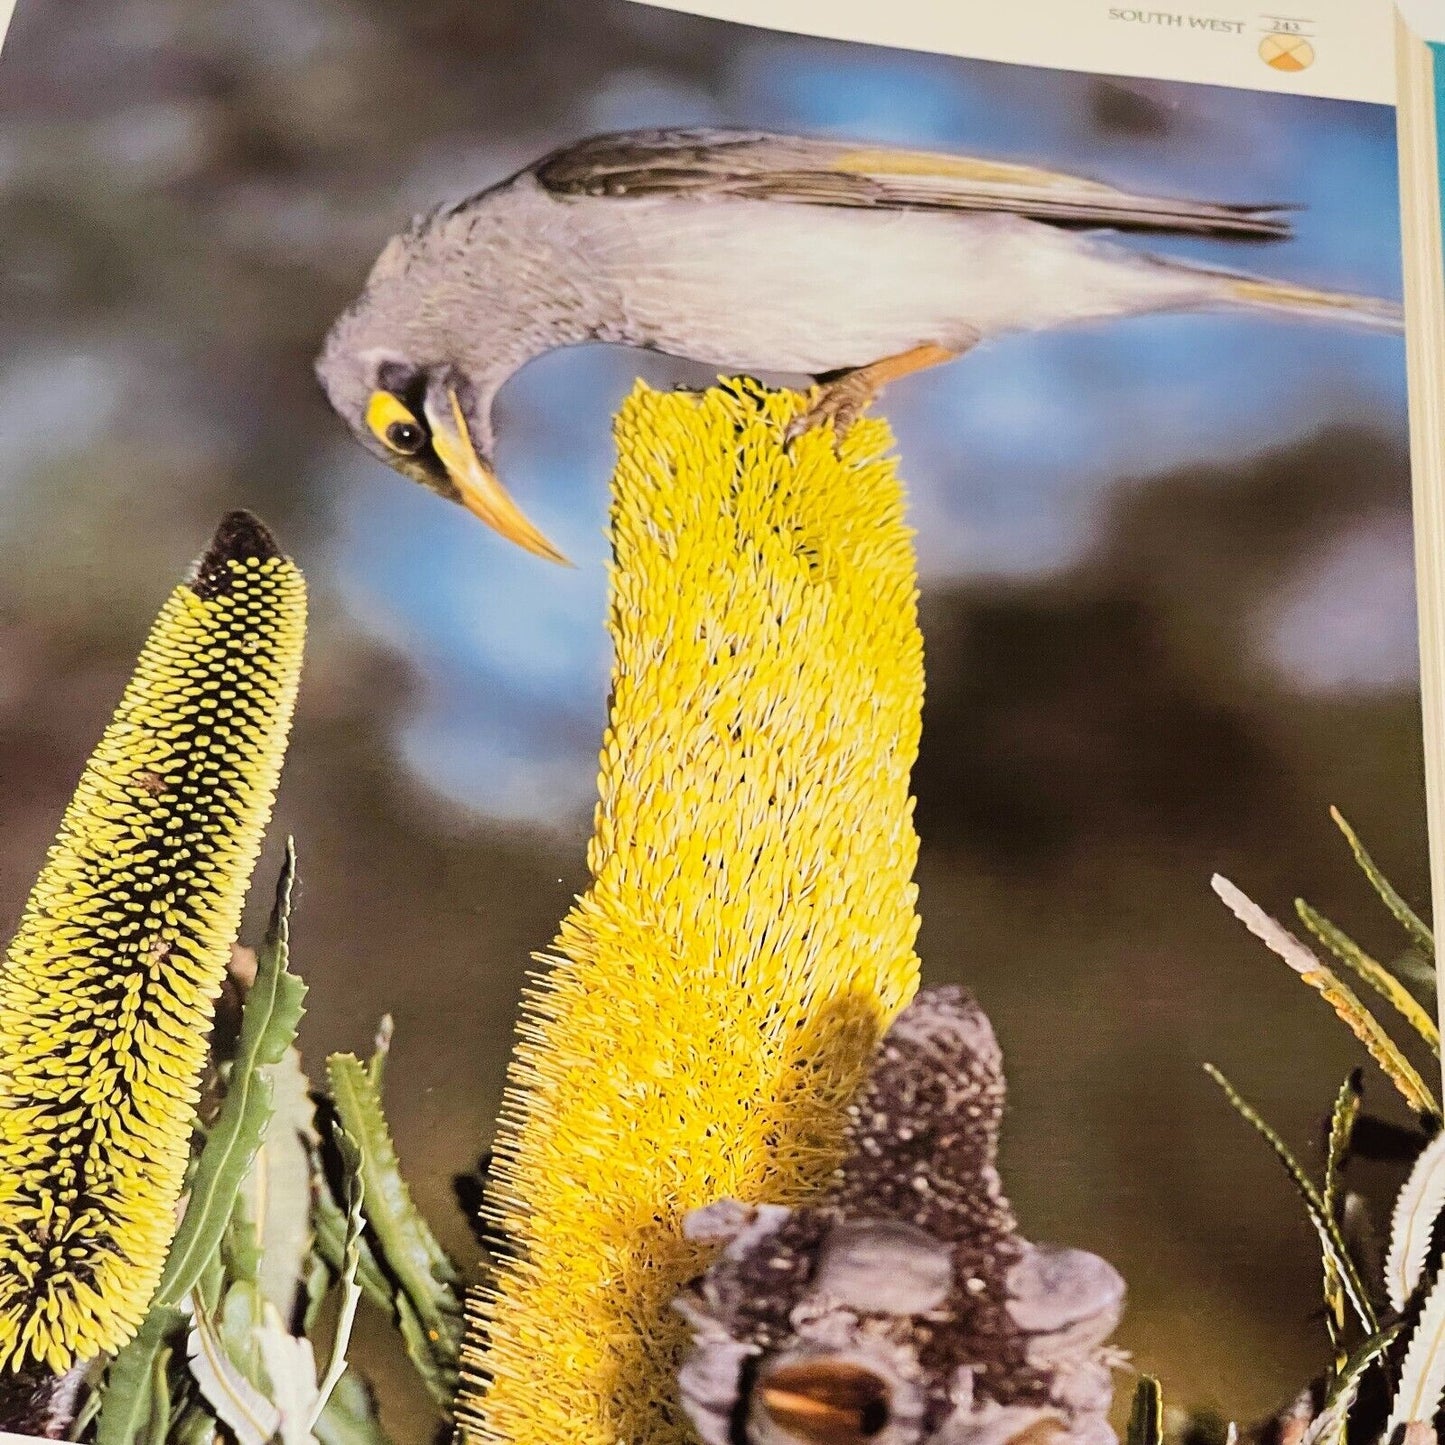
[{"left": 0, "top": 0, "right": 1435, "bottom": 1442}]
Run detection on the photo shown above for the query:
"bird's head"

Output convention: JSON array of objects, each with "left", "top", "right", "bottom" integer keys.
[{"left": 315, "top": 251, "right": 570, "bottom": 565}]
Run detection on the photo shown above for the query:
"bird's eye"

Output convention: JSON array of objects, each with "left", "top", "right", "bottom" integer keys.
[
  {"left": 385, "top": 420, "right": 425, "bottom": 453},
  {"left": 366, "top": 390, "right": 428, "bottom": 456}
]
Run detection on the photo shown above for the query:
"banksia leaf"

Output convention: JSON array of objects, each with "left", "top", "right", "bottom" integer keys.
[
  {"left": 256, "top": 1302, "right": 320, "bottom": 1445},
  {"left": 308, "top": 1144, "right": 391, "bottom": 1323},
  {"left": 1330, "top": 807, "right": 1434, "bottom": 958},
  {"left": 1297, "top": 900, "right": 1439, "bottom": 1053},
  {"left": 186, "top": 1301, "right": 280, "bottom": 1445},
  {"left": 1302, "top": 1323, "right": 1401, "bottom": 1445},
  {"left": 1390, "top": 1266, "right": 1445, "bottom": 1437},
  {"left": 308, "top": 1127, "right": 365, "bottom": 1432},
  {"left": 326, "top": 1054, "right": 462, "bottom": 1412},
  {"left": 1213, "top": 876, "right": 1437, "bottom": 1117},
  {"left": 0, "top": 511, "right": 306, "bottom": 1375},
  {"left": 95, "top": 1306, "right": 186, "bottom": 1445},
  {"left": 248, "top": 1045, "right": 318, "bottom": 1324},
  {"left": 1387, "top": 1130, "right": 1445, "bottom": 1312},
  {"left": 1323, "top": 1071, "right": 1361, "bottom": 1357},
  {"left": 1204, "top": 1065, "right": 1376, "bottom": 1332},
  {"left": 153, "top": 847, "right": 306, "bottom": 1309},
  {"left": 1127, "top": 1377, "right": 1164, "bottom": 1445},
  {"left": 464, "top": 382, "right": 922, "bottom": 1443},
  {"left": 315, "top": 1374, "right": 392, "bottom": 1445}
]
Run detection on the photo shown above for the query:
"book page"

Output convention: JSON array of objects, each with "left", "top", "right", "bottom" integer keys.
[{"left": 633, "top": 0, "right": 1394, "bottom": 100}]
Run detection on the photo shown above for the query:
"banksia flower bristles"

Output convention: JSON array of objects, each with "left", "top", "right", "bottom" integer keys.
[
  {"left": 461, "top": 380, "right": 923, "bottom": 1444},
  {"left": 0, "top": 511, "right": 306, "bottom": 1374}
]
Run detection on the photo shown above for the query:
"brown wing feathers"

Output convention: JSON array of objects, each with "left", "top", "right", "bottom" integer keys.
[{"left": 533, "top": 127, "right": 1293, "bottom": 240}]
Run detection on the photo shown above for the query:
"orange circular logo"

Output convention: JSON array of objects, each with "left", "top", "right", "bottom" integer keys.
[{"left": 1259, "top": 33, "right": 1315, "bottom": 71}]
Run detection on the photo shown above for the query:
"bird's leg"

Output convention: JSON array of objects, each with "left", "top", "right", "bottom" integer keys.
[{"left": 785, "top": 342, "right": 958, "bottom": 446}]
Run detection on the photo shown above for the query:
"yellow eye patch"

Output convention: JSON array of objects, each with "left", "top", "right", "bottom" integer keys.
[{"left": 365, "top": 390, "right": 426, "bottom": 454}]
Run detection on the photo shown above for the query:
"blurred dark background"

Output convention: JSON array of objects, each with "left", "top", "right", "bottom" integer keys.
[{"left": 0, "top": 0, "right": 1429, "bottom": 1436}]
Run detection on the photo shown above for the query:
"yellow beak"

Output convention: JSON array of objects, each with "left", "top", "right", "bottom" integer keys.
[{"left": 423, "top": 387, "right": 572, "bottom": 566}]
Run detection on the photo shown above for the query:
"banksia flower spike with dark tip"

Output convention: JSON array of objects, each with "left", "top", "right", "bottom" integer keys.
[{"left": 0, "top": 511, "right": 306, "bottom": 1376}]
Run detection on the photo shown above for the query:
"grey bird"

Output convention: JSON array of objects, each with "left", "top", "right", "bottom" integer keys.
[{"left": 315, "top": 126, "right": 1402, "bottom": 564}]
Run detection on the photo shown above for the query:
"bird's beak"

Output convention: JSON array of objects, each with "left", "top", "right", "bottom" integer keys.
[{"left": 423, "top": 386, "right": 572, "bottom": 566}]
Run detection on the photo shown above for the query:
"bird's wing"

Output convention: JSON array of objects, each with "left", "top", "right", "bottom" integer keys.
[{"left": 533, "top": 127, "right": 1293, "bottom": 240}]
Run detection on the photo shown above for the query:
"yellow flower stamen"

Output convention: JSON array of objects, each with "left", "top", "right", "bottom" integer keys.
[{"left": 459, "top": 380, "right": 923, "bottom": 1443}]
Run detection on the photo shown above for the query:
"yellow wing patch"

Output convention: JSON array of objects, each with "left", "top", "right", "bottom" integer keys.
[{"left": 831, "top": 147, "right": 1113, "bottom": 194}]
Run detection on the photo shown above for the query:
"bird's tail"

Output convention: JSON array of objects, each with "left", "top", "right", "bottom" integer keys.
[
  {"left": 1139, "top": 251, "right": 1403, "bottom": 332},
  {"left": 1222, "top": 273, "right": 1404, "bottom": 331}
]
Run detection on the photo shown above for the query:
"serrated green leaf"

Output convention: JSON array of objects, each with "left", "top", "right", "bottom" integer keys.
[
  {"left": 1325, "top": 1072, "right": 1362, "bottom": 1226},
  {"left": 96, "top": 1306, "right": 186, "bottom": 1445},
  {"left": 308, "top": 1140, "right": 393, "bottom": 1319},
  {"left": 393, "top": 1292, "right": 457, "bottom": 1412},
  {"left": 249, "top": 1046, "right": 320, "bottom": 1325},
  {"left": 156, "top": 847, "right": 307, "bottom": 1308},
  {"left": 256, "top": 1302, "right": 319, "bottom": 1445},
  {"left": 141, "top": 1345, "right": 173, "bottom": 1445},
  {"left": 309, "top": 1129, "right": 366, "bottom": 1431},
  {"left": 1387, "top": 1130, "right": 1445, "bottom": 1312},
  {"left": 325, "top": 1053, "right": 462, "bottom": 1405},
  {"left": 314, "top": 1373, "right": 393, "bottom": 1445},
  {"left": 327, "top": 1056, "right": 460, "bottom": 1295},
  {"left": 1331, "top": 807, "right": 1434, "bottom": 960},
  {"left": 1303, "top": 1322, "right": 1401, "bottom": 1445},
  {"left": 1323, "top": 1071, "right": 1362, "bottom": 1359},
  {"left": 1127, "top": 1377, "right": 1163, "bottom": 1445},
  {"left": 170, "top": 1405, "right": 219, "bottom": 1445},
  {"left": 1205, "top": 1064, "right": 1377, "bottom": 1333},
  {"left": 1298, "top": 901, "right": 1440, "bottom": 1054},
  {"left": 186, "top": 1297, "right": 281, "bottom": 1445}
]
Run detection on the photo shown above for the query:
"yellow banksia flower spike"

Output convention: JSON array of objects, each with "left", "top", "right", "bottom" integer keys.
[
  {"left": 0, "top": 512, "right": 306, "bottom": 1374},
  {"left": 460, "top": 380, "right": 923, "bottom": 1444}
]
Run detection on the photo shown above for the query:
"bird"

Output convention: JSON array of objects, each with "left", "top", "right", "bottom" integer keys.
[{"left": 315, "top": 126, "right": 1403, "bottom": 565}]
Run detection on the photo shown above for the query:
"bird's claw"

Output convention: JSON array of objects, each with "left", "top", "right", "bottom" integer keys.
[{"left": 783, "top": 374, "right": 879, "bottom": 454}]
